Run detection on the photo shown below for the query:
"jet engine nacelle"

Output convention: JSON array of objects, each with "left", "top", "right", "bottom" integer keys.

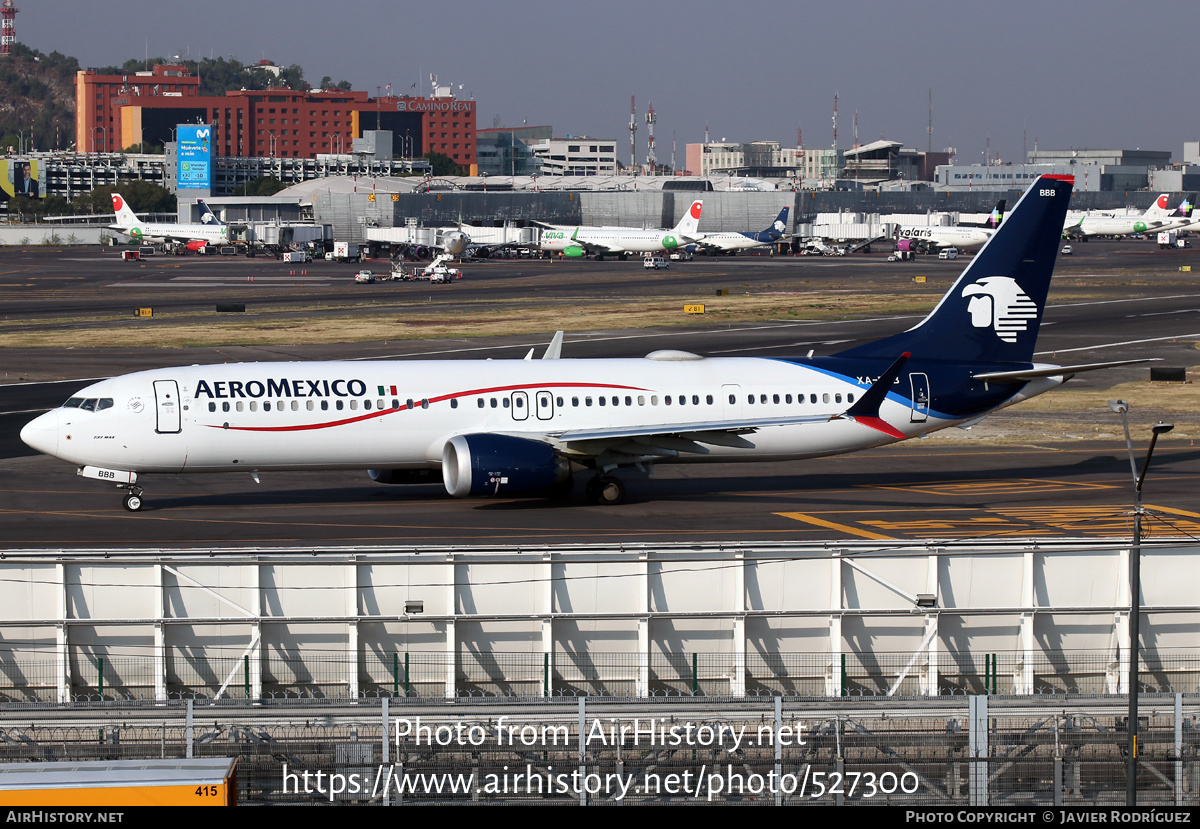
[
  {"left": 368, "top": 468, "right": 441, "bottom": 485},
  {"left": 186, "top": 240, "right": 208, "bottom": 252},
  {"left": 441, "top": 230, "right": 469, "bottom": 257},
  {"left": 442, "top": 434, "right": 570, "bottom": 497}
]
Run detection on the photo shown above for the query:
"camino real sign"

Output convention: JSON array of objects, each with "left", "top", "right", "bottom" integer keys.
[{"left": 177, "top": 125, "right": 213, "bottom": 191}]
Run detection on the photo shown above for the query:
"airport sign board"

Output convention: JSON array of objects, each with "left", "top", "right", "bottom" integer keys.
[{"left": 177, "top": 125, "right": 213, "bottom": 191}]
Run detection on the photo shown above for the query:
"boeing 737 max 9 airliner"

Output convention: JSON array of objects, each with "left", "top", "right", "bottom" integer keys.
[{"left": 22, "top": 175, "right": 1145, "bottom": 511}]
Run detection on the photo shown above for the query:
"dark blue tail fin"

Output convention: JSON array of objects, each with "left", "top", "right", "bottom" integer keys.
[
  {"left": 834, "top": 175, "right": 1073, "bottom": 365},
  {"left": 197, "top": 200, "right": 223, "bottom": 226},
  {"left": 766, "top": 207, "right": 789, "bottom": 236}
]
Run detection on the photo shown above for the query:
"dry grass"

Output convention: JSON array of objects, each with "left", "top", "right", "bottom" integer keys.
[{"left": 0, "top": 291, "right": 951, "bottom": 348}]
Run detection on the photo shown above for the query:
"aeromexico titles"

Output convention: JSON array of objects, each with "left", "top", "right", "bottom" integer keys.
[{"left": 22, "top": 175, "right": 1147, "bottom": 511}]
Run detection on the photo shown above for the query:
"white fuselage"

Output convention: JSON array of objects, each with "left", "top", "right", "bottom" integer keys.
[
  {"left": 1065, "top": 215, "right": 1175, "bottom": 238},
  {"left": 696, "top": 232, "right": 773, "bottom": 251},
  {"left": 19, "top": 357, "right": 1028, "bottom": 477},
  {"left": 112, "top": 222, "right": 230, "bottom": 245},
  {"left": 896, "top": 225, "right": 993, "bottom": 249},
  {"left": 537, "top": 226, "right": 682, "bottom": 255}
]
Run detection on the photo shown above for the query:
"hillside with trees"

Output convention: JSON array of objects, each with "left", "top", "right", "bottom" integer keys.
[
  {"left": 0, "top": 45, "right": 354, "bottom": 155},
  {"left": 0, "top": 44, "right": 78, "bottom": 153}
]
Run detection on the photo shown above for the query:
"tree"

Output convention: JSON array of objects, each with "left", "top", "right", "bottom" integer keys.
[
  {"left": 423, "top": 152, "right": 466, "bottom": 177},
  {"left": 233, "top": 176, "right": 287, "bottom": 197},
  {"left": 80, "top": 181, "right": 176, "bottom": 215}
]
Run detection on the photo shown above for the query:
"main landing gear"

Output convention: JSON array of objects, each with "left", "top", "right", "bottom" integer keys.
[
  {"left": 585, "top": 475, "right": 626, "bottom": 506},
  {"left": 120, "top": 484, "right": 145, "bottom": 512}
]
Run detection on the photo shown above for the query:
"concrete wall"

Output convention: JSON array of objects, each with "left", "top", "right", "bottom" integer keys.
[{"left": 0, "top": 226, "right": 111, "bottom": 245}]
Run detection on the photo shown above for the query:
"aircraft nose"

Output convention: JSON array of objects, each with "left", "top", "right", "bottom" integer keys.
[{"left": 20, "top": 409, "right": 59, "bottom": 457}]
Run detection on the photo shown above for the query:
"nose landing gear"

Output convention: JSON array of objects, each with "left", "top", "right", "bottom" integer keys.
[{"left": 119, "top": 484, "right": 145, "bottom": 512}]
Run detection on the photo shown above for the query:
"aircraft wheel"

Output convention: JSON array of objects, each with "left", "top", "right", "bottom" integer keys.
[
  {"left": 586, "top": 476, "right": 625, "bottom": 506},
  {"left": 123, "top": 493, "right": 144, "bottom": 512}
]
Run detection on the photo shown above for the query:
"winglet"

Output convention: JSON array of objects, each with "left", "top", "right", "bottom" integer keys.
[
  {"left": 835, "top": 352, "right": 911, "bottom": 439},
  {"left": 542, "top": 330, "right": 564, "bottom": 360}
]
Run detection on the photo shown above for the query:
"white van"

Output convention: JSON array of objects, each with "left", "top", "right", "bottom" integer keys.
[
  {"left": 643, "top": 256, "right": 669, "bottom": 270},
  {"left": 938, "top": 247, "right": 959, "bottom": 260}
]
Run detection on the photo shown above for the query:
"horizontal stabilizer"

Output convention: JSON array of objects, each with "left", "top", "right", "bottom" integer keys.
[
  {"left": 843, "top": 353, "right": 911, "bottom": 419},
  {"left": 972, "top": 358, "right": 1157, "bottom": 383}
]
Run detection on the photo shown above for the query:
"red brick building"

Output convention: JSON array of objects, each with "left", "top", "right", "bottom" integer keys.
[{"left": 75, "top": 65, "right": 477, "bottom": 168}]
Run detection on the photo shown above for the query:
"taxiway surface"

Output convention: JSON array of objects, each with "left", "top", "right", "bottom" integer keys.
[{"left": 2, "top": 241, "right": 1198, "bottom": 548}]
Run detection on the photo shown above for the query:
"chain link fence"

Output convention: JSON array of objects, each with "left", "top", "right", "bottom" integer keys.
[
  {"left": 0, "top": 696, "right": 1195, "bottom": 805},
  {"left": 4, "top": 650, "right": 1200, "bottom": 702}
]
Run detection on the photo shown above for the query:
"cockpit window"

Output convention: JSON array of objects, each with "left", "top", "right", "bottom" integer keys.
[{"left": 63, "top": 397, "right": 113, "bottom": 412}]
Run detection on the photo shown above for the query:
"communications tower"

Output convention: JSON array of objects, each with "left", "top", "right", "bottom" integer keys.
[
  {"left": 1, "top": 1, "right": 18, "bottom": 56},
  {"left": 645, "top": 101, "right": 656, "bottom": 172},
  {"left": 628, "top": 95, "right": 637, "bottom": 170}
]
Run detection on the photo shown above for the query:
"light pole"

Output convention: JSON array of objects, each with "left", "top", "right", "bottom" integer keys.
[{"left": 1108, "top": 399, "right": 1173, "bottom": 807}]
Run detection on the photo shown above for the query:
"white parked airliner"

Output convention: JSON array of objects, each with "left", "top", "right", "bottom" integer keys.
[
  {"left": 109, "top": 192, "right": 230, "bottom": 250},
  {"left": 535, "top": 201, "right": 703, "bottom": 259},
  {"left": 22, "top": 176, "right": 1143, "bottom": 511}
]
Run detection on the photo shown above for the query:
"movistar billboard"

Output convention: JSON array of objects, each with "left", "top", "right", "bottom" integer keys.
[{"left": 177, "top": 125, "right": 213, "bottom": 190}]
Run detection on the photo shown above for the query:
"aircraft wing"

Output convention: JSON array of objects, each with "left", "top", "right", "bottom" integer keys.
[{"left": 569, "top": 230, "right": 623, "bottom": 255}]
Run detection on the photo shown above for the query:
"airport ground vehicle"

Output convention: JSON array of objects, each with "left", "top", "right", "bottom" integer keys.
[
  {"left": 938, "top": 247, "right": 959, "bottom": 260},
  {"left": 327, "top": 242, "right": 361, "bottom": 262},
  {"left": 1061, "top": 245, "right": 1073, "bottom": 255},
  {"left": 353, "top": 270, "right": 375, "bottom": 284},
  {"left": 282, "top": 251, "right": 311, "bottom": 263},
  {"left": 643, "top": 256, "right": 669, "bottom": 269},
  {"left": 0, "top": 758, "right": 237, "bottom": 806},
  {"left": 21, "top": 175, "right": 1146, "bottom": 511}
]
